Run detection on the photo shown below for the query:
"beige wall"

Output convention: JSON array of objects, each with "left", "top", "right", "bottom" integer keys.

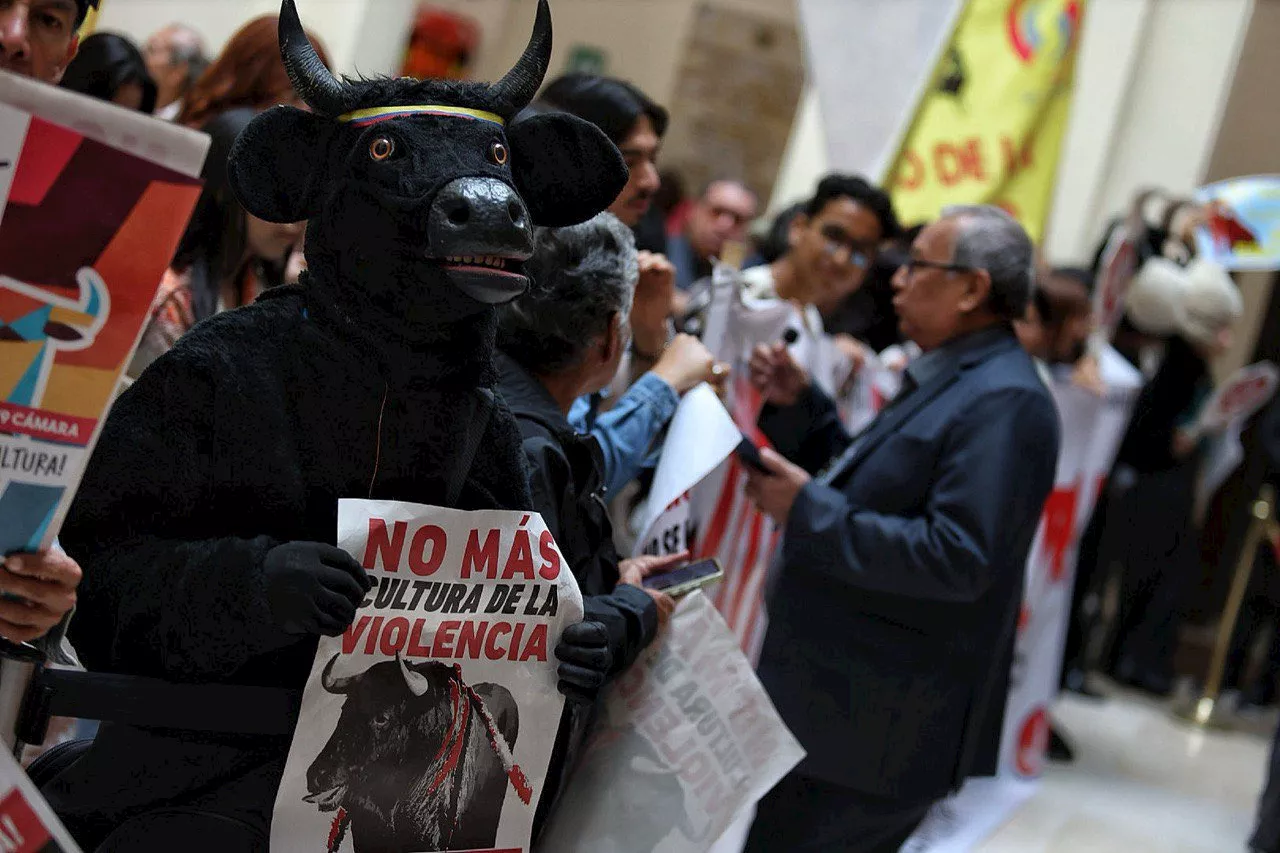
[{"left": 1057, "top": 0, "right": 1253, "bottom": 263}]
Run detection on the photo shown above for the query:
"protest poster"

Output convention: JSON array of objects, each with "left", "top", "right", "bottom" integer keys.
[
  {"left": 271, "top": 499, "right": 584, "bottom": 853},
  {"left": 1194, "top": 360, "right": 1279, "bottom": 436},
  {"left": 906, "top": 345, "right": 1142, "bottom": 852},
  {"left": 0, "top": 71, "right": 207, "bottom": 555},
  {"left": 1194, "top": 176, "right": 1280, "bottom": 271},
  {"left": 1093, "top": 224, "right": 1139, "bottom": 343},
  {"left": 0, "top": 743, "right": 83, "bottom": 853},
  {"left": 635, "top": 384, "right": 740, "bottom": 560},
  {"left": 1192, "top": 361, "right": 1280, "bottom": 521},
  {"left": 537, "top": 592, "right": 804, "bottom": 853}
]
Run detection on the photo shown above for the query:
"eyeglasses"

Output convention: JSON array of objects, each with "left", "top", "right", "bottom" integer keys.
[
  {"left": 899, "top": 258, "right": 979, "bottom": 276},
  {"left": 819, "top": 225, "right": 876, "bottom": 270}
]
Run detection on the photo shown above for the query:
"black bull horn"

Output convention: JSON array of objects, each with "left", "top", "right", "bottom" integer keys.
[
  {"left": 488, "top": 0, "right": 553, "bottom": 119},
  {"left": 278, "top": 0, "right": 351, "bottom": 118},
  {"left": 320, "top": 654, "right": 359, "bottom": 694},
  {"left": 318, "top": 653, "right": 432, "bottom": 697},
  {"left": 277, "top": 0, "right": 552, "bottom": 120}
]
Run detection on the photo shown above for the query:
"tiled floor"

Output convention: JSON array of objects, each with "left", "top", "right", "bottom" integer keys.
[{"left": 978, "top": 690, "right": 1271, "bottom": 852}]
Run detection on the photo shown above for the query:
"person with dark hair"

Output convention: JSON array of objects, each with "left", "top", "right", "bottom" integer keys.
[
  {"left": 0, "top": 0, "right": 96, "bottom": 82},
  {"left": 128, "top": 108, "right": 302, "bottom": 376},
  {"left": 818, "top": 223, "right": 923, "bottom": 354},
  {"left": 495, "top": 213, "right": 685, "bottom": 835},
  {"left": 740, "top": 174, "right": 901, "bottom": 399},
  {"left": 741, "top": 205, "right": 1058, "bottom": 852},
  {"left": 527, "top": 74, "right": 721, "bottom": 497},
  {"left": 142, "top": 23, "right": 208, "bottom": 121},
  {"left": 536, "top": 73, "right": 669, "bottom": 230},
  {"left": 59, "top": 31, "right": 156, "bottom": 112},
  {"left": 1017, "top": 266, "right": 1093, "bottom": 367}
]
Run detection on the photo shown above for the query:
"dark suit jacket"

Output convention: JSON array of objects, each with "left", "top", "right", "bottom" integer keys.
[{"left": 756, "top": 326, "right": 1060, "bottom": 801}]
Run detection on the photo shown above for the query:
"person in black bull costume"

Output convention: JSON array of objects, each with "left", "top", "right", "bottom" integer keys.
[{"left": 40, "top": 1, "right": 627, "bottom": 849}]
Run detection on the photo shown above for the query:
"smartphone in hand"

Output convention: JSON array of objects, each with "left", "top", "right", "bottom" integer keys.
[
  {"left": 735, "top": 437, "right": 771, "bottom": 473},
  {"left": 642, "top": 558, "right": 724, "bottom": 598}
]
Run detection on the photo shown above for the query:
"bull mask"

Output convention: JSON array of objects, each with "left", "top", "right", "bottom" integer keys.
[{"left": 228, "top": 0, "right": 626, "bottom": 230}]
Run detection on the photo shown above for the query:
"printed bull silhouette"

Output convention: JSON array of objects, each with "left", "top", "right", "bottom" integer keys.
[{"left": 307, "top": 653, "right": 522, "bottom": 853}]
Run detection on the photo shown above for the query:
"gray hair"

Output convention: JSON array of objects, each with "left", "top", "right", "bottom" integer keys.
[
  {"left": 942, "top": 204, "right": 1035, "bottom": 320},
  {"left": 163, "top": 25, "right": 210, "bottom": 93},
  {"left": 497, "top": 212, "right": 638, "bottom": 375}
]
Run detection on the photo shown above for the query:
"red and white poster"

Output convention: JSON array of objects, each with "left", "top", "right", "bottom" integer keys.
[
  {"left": 1092, "top": 224, "right": 1139, "bottom": 343},
  {"left": 0, "top": 743, "right": 82, "bottom": 852},
  {"left": 271, "top": 500, "right": 583, "bottom": 853},
  {"left": 0, "top": 71, "right": 206, "bottom": 556},
  {"left": 1195, "top": 360, "right": 1278, "bottom": 436}
]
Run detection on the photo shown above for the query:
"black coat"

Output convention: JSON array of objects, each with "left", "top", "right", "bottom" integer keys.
[
  {"left": 496, "top": 351, "right": 657, "bottom": 842},
  {"left": 495, "top": 351, "right": 657, "bottom": 666},
  {"left": 45, "top": 279, "right": 531, "bottom": 843},
  {"left": 756, "top": 328, "right": 1059, "bottom": 801}
]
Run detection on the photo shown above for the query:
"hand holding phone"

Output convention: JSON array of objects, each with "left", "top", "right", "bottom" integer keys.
[
  {"left": 735, "top": 437, "right": 771, "bottom": 474},
  {"left": 642, "top": 558, "right": 724, "bottom": 598}
]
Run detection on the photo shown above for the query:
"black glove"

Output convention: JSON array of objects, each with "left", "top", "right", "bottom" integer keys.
[
  {"left": 263, "top": 542, "right": 371, "bottom": 636},
  {"left": 555, "top": 620, "right": 613, "bottom": 705}
]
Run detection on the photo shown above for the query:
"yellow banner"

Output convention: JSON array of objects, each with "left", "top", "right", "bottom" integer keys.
[
  {"left": 884, "top": 0, "right": 1085, "bottom": 243},
  {"left": 78, "top": 1, "right": 102, "bottom": 40}
]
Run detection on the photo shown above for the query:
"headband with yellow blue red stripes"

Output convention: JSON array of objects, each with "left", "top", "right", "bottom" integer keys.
[{"left": 336, "top": 105, "right": 506, "bottom": 128}]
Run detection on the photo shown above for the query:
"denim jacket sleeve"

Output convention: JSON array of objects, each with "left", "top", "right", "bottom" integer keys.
[{"left": 568, "top": 372, "right": 679, "bottom": 496}]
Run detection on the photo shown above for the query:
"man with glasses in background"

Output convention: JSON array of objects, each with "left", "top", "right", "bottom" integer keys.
[
  {"left": 740, "top": 206, "right": 1060, "bottom": 852},
  {"left": 739, "top": 174, "right": 899, "bottom": 392},
  {"left": 669, "top": 178, "right": 759, "bottom": 291}
]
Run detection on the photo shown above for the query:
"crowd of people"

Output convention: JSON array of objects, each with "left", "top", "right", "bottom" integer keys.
[{"left": 0, "top": 0, "right": 1275, "bottom": 850}]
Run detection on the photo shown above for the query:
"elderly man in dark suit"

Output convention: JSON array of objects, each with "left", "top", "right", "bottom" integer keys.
[{"left": 741, "top": 205, "right": 1061, "bottom": 852}]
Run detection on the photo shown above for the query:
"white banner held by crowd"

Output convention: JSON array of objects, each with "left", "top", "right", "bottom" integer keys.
[
  {"left": 272, "top": 499, "right": 583, "bottom": 853},
  {"left": 538, "top": 592, "right": 804, "bottom": 853}
]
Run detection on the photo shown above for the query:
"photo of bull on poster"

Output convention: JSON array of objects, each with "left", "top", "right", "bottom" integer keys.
[
  {"left": 538, "top": 592, "right": 804, "bottom": 853},
  {"left": 271, "top": 499, "right": 583, "bottom": 853}
]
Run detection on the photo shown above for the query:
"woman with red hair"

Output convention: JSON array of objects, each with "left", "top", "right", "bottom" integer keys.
[
  {"left": 178, "top": 15, "right": 330, "bottom": 128},
  {"left": 131, "top": 17, "right": 330, "bottom": 376}
]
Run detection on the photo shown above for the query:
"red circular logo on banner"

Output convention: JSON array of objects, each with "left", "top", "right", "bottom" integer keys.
[{"left": 1015, "top": 706, "right": 1049, "bottom": 778}]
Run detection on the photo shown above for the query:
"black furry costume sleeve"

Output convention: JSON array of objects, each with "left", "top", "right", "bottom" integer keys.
[{"left": 61, "top": 344, "right": 291, "bottom": 680}]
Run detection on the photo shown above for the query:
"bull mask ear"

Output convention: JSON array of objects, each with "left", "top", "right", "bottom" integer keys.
[
  {"left": 506, "top": 112, "right": 628, "bottom": 228},
  {"left": 228, "top": 106, "right": 332, "bottom": 223}
]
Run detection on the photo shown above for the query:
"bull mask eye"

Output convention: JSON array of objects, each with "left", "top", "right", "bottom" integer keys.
[
  {"left": 489, "top": 141, "right": 509, "bottom": 166},
  {"left": 369, "top": 136, "right": 395, "bottom": 162},
  {"left": 373, "top": 709, "right": 393, "bottom": 728}
]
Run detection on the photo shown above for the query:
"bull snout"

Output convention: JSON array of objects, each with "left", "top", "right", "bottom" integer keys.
[{"left": 428, "top": 177, "right": 534, "bottom": 263}]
